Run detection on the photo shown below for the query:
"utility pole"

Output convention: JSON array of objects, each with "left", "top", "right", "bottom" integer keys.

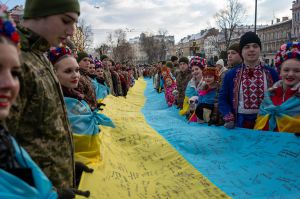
[{"left": 254, "top": 0, "right": 257, "bottom": 33}]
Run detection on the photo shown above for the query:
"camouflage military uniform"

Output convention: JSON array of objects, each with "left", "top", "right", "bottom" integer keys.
[
  {"left": 176, "top": 70, "right": 192, "bottom": 108},
  {"left": 6, "top": 26, "right": 74, "bottom": 189},
  {"left": 77, "top": 68, "right": 98, "bottom": 110},
  {"left": 103, "top": 69, "right": 115, "bottom": 96}
]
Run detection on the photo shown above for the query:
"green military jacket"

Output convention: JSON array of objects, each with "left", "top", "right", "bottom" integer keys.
[{"left": 6, "top": 26, "right": 75, "bottom": 189}]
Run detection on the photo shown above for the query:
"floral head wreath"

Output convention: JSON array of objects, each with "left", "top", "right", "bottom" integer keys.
[
  {"left": 0, "top": 7, "right": 20, "bottom": 46},
  {"left": 190, "top": 56, "right": 206, "bottom": 69},
  {"left": 275, "top": 42, "right": 300, "bottom": 70},
  {"left": 48, "top": 46, "right": 73, "bottom": 65}
]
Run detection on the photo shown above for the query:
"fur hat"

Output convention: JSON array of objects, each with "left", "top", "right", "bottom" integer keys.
[
  {"left": 190, "top": 56, "right": 206, "bottom": 69},
  {"left": 23, "top": 0, "right": 80, "bottom": 19},
  {"left": 179, "top": 57, "right": 189, "bottom": 65},
  {"left": 275, "top": 42, "right": 300, "bottom": 70},
  {"left": 239, "top": 31, "right": 261, "bottom": 51},
  {"left": 77, "top": 51, "right": 89, "bottom": 63}
]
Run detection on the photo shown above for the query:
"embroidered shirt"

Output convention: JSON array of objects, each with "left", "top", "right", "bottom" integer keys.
[{"left": 238, "top": 64, "right": 268, "bottom": 114}]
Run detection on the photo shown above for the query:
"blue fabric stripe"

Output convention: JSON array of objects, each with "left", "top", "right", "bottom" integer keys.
[{"left": 141, "top": 78, "right": 300, "bottom": 199}]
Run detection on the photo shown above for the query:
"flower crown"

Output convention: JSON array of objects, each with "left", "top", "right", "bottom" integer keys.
[
  {"left": 275, "top": 42, "right": 300, "bottom": 69},
  {"left": 0, "top": 9, "right": 20, "bottom": 45},
  {"left": 48, "top": 46, "right": 73, "bottom": 65},
  {"left": 190, "top": 56, "right": 206, "bottom": 69}
]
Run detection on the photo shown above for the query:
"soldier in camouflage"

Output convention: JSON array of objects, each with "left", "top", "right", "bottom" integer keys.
[{"left": 6, "top": 0, "right": 80, "bottom": 190}]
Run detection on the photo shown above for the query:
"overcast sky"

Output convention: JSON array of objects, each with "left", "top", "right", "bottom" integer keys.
[{"left": 6, "top": 0, "right": 293, "bottom": 46}]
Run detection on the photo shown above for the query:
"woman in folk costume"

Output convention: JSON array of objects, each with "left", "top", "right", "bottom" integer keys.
[
  {"left": 218, "top": 32, "right": 279, "bottom": 129},
  {"left": 195, "top": 67, "right": 218, "bottom": 123},
  {"left": 255, "top": 42, "right": 300, "bottom": 133},
  {"left": 185, "top": 56, "right": 206, "bottom": 122},
  {"left": 48, "top": 47, "right": 115, "bottom": 185},
  {"left": 0, "top": 10, "right": 58, "bottom": 199},
  {"left": 94, "top": 60, "right": 110, "bottom": 100}
]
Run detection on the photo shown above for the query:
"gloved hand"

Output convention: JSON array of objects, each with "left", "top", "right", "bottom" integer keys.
[
  {"left": 58, "top": 188, "right": 91, "bottom": 199},
  {"left": 97, "top": 102, "right": 106, "bottom": 111},
  {"left": 224, "top": 121, "right": 235, "bottom": 129},
  {"left": 75, "top": 161, "right": 94, "bottom": 173},
  {"left": 75, "top": 161, "right": 94, "bottom": 187}
]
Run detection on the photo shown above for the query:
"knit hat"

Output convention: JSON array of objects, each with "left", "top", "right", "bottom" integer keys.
[
  {"left": 0, "top": 10, "right": 20, "bottom": 46},
  {"left": 239, "top": 31, "right": 261, "bottom": 51},
  {"left": 179, "top": 57, "right": 189, "bottom": 65},
  {"left": 100, "top": 54, "right": 109, "bottom": 61},
  {"left": 171, "top": 56, "right": 178, "bottom": 62},
  {"left": 77, "top": 51, "right": 89, "bottom": 63},
  {"left": 48, "top": 47, "right": 73, "bottom": 65},
  {"left": 166, "top": 61, "right": 173, "bottom": 68},
  {"left": 190, "top": 56, "right": 206, "bottom": 69},
  {"left": 228, "top": 43, "right": 240, "bottom": 53},
  {"left": 275, "top": 42, "right": 300, "bottom": 70},
  {"left": 216, "top": 59, "right": 224, "bottom": 68},
  {"left": 23, "top": 0, "right": 80, "bottom": 19}
]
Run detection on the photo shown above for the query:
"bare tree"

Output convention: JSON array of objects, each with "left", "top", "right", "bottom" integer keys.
[
  {"left": 140, "top": 30, "right": 170, "bottom": 63},
  {"left": 72, "top": 19, "right": 93, "bottom": 51},
  {"left": 95, "top": 43, "right": 110, "bottom": 57},
  {"left": 103, "top": 29, "right": 134, "bottom": 63},
  {"left": 214, "top": 0, "right": 245, "bottom": 51}
]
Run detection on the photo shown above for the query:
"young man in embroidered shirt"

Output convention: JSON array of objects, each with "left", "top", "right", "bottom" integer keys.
[{"left": 218, "top": 32, "right": 279, "bottom": 129}]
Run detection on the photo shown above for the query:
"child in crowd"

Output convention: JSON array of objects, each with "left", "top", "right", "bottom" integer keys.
[
  {"left": 195, "top": 67, "right": 218, "bottom": 123},
  {"left": 255, "top": 42, "right": 300, "bottom": 133},
  {"left": 164, "top": 75, "right": 177, "bottom": 107}
]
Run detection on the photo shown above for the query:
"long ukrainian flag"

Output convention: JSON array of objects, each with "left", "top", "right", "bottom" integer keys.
[{"left": 78, "top": 78, "right": 300, "bottom": 199}]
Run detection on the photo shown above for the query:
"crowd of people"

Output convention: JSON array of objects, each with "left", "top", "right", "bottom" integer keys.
[
  {"left": 149, "top": 32, "right": 300, "bottom": 134},
  {"left": 0, "top": 0, "right": 300, "bottom": 199},
  {"left": 0, "top": 1, "right": 141, "bottom": 198}
]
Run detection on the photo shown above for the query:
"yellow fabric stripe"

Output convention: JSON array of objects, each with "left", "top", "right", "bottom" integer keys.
[{"left": 77, "top": 79, "right": 231, "bottom": 199}]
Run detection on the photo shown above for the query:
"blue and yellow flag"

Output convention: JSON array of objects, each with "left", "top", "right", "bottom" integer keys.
[{"left": 77, "top": 78, "right": 300, "bottom": 199}]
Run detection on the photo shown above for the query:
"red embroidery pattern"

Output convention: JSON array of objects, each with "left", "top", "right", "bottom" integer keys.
[{"left": 241, "top": 65, "right": 264, "bottom": 109}]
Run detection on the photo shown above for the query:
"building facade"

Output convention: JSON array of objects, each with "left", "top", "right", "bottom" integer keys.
[{"left": 257, "top": 18, "right": 292, "bottom": 66}]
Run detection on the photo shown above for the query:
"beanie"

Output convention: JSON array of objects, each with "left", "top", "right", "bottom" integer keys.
[
  {"left": 179, "top": 57, "right": 189, "bottom": 65},
  {"left": 171, "top": 56, "right": 178, "bottom": 62},
  {"left": 24, "top": 0, "right": 80, "bottom": 19},
  {"left": 216, "top": 59, "right": 224, "bottom": 68},
  {"left": 228, "top": 43, "right": 240, "bottom": 53},
  {"left": 166, "top": 61, "right": 173, "bottom": 68},
  {"left": 100, "top": 54, "right": 109, "bottom": 61},
  {"left": 77, "top": 51, "right": 89, "bottom": 63},
  {"left": 239, "top": 32, "right": 261, "bottom": 51}
]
